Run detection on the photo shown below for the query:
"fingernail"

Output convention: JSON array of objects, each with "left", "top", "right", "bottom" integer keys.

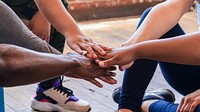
[
  {"left": 95, "top": 60, "right": 100, "bottom": 63},
  {"left": 111, "top": 79, "right": 116, "bottom": 82},
  {"left": 101, "top": 51, "right": 106, "bottom": 54},
  {"left": 99, "top": 62, "right": 105, "bottom": 67},
  {"left": 87, "top": 54, "right": 92, "bottom": 58},
  {"left": 93, "top": 54, "right": 97, "bottom": 58}
]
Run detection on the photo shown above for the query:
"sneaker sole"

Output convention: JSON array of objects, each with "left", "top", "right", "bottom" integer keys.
[{"left": 31, "top": 99, "right": 91, "bottom": 112}]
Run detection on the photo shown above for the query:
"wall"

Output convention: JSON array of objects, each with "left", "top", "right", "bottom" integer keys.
[{"left": 68, "top": 0, "right": 165, "bottom": 21}]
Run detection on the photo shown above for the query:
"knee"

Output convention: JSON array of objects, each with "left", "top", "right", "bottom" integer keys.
[
  {"left": 136, "top": 7, "right": 153, "bottom": 29},
  {"left": 141, "top": 7, "right": 153, "bottom": 18}
]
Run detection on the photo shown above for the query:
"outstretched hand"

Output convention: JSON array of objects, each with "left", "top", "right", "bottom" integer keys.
[
  {"left": 64, "top": 52, "right": 117, "bottom": 88},
  {"left": 95, "top": 47, "right": 137, "bottom": 70}
]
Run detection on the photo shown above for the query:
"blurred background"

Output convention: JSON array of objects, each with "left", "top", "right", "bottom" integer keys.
[{"left": 5, "top": 0, "right": 199, "bottom": 112}]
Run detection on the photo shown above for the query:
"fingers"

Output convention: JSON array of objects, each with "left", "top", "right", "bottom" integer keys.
[
  {"left": 90, "top": 43, "right": 106, "bottom": 56},
  {"left": 177, "top": 97, "right": 185, "bottom": 112},
  {"left": 99, "top": 57, "right": 116, "bottom": 68},
  {"left": 97, "top": 44, "right": 112, "bottom": 51},
  {"left": 118, "top": 66, "right": 125, "bottom": 71},
  {"left": 177, "top": 96, "right": 199, "bottom": 112},
  {"left": 108, "top": 66, "right": 117, "bottom": 71},
  {"left": 80, "top": 42, "right": 112, "bottom": 59},
  {"left": 71, "top": 44, "right": 84, "bottom": 55},
  {"left": 95, "top": 52, "right": 110, "bottom": 60},
  {"left": 80, "top": 44, "right": 97, "bottom": 58},
  {"left": 183, "top": 103, "right": 191, "bottom": 112},
  {"left": 189, "top": 101, "right": 199, "bottom": 112},
  {"left": 98, "top": 76, "right": 117, "bottom": 84},
  {"left": 106, "top": 71, "right": 116, "bottom": 77},
  {"left": 86, "top": 79, "right": 103, "bottom": 88}
]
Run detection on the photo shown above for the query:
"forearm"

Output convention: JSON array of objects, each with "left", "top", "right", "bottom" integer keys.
[
  {"left": 0, "top": 44, "right": 76, "bottom": 87},
  {"left": 134, "top": 32, "right": 200, "bottom": 65},
  {"left": 34, "top": 0, "right": 82, "bottom": 38},
  {"left": 127, "top": 0, "right": 193, "bottom": 44}
]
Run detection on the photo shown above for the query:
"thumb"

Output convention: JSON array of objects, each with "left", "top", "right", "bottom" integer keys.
[{"left": 99, "top": 57, "right": 116, "bottom": 67}]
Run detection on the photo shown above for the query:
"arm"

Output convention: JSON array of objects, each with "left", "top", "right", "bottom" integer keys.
[
  {"left": 34, "top": 0, "right": 111, "bottom": 57},
  {"left": 0, "top": 44, "right": 116, "bottom": 87},
  {"left": 0, "top": 44, "right": 74, "bottom": 87},
  {"left": 125, "top": 0, "right": 194, "bottom": 45},
  {"left": 98, "top": 32, "right": 200, "bottom": 67},
  {"left": 135, "top": 32, "right": 200, "bottom": 65}
]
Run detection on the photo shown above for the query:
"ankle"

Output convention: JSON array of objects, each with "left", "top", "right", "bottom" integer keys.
[{"left": 141, "top": 100, "right": 158, "bottom": 112}]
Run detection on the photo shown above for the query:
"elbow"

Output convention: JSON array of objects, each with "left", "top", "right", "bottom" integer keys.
[
  {"left": 0, "top": 45, "right": 17, "bottom": 87},
  {"left": 0, "top": 62, "right": 13, "bottom": 87}
]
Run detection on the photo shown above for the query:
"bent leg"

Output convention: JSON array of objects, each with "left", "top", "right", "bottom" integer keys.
[
  {"left": 119, "top": 7, "right": 186, "bottom": 112},
  {"left": 0, "top": 1, "right": 60, "bottom": 54},
  {"left": 159, "top": 62, "right": 200, "bottom": 95}
]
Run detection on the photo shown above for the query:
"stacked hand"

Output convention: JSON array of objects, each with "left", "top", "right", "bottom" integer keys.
[
  {"left": 177, "top": 89, "right": 200, "bottom": 112},
  {"left": 66, "top": 33, "right": 112, "bottom": 59},
  {"left": 95, "top": 46, "right": 137, "bottom": 71},
  {"left": 64, "top": 52, "right": 117, "bottom": 88}
]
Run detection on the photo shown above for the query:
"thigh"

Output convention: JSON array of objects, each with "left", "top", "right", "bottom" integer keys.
[
  {"left": 159, "top": 62, "right": 200, "bottom": 95},
  {"left": 0, "top": 1, "right": 59, "bottom": 54}
]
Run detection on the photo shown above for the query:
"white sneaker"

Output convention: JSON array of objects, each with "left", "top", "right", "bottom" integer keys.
[{"left": 31, "top": 80, "right": 91, "bottom": 112}]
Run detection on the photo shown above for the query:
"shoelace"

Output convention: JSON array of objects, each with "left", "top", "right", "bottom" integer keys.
[{"left": 53, "top": 76, "right": 74, "bottom": 97}]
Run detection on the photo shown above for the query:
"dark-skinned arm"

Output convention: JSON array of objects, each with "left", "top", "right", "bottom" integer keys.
[
  {"left": 0, "top": 44, "right": 116, "bottom": 87},
  {"left": 0, "top": 44, "right": 76, "bottom": 87}
]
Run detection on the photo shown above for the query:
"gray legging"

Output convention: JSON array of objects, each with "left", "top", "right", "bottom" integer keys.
[{"left": 0, "top": 1, "right": 60, "bottom": 54}]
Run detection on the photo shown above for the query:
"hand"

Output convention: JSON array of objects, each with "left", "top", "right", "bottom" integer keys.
[
  {"left": 28, "top": 11, "right": 51, "bottom": 43},
  {"left": 64, "top": 52, "right": 117, "bottom": 88},
  {"left": 66, "top": 33, "right": 112, "bottom": 59},
  {"left": 177, "top": 89, "right": 200, "bottom": 112},
  {"left": 96, "top": 47, "right": 137, "bottom": 70}
]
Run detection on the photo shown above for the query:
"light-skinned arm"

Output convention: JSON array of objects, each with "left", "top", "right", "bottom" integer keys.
[
  {"left": 98, "top": 32, "right": 200, "bottom": 68},
  {"left": 124, "top": 0, "right": 194, "bottom": 45},
  {"left": 34, "top": 0, "right": 111, "bottom": 58},
  {"left": 119, "top": 0, "right": 194, "bottom": 69}
]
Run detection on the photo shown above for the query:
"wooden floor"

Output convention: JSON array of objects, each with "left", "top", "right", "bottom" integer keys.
[{"left": 5, "top": 12, "right": 198, "bottom": 112}]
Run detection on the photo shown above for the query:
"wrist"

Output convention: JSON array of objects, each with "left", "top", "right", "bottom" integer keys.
[
  {"left": 125, "top": 34, "right": 152, "bottom": 47},
  {"left": 63, "top": 26, "right": 83, "bottom": 38},
  {"left": 129, "top": 44, "right": 141, "bottom": 60},
  {"left": 60, "top": 53, "right": 81, "bottom": 74}
]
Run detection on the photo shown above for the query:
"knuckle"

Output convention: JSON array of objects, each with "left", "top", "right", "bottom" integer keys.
[
  {"left": 114, "top": 56, "right": 120, "bottom": 61},
  {"left": 191, "top": 105, "right": 196, "bottom": 109},
  {"left": 84, "top": 45, "right": 90, "bottom": 49},
  {"left": 185, "top": 97, "right": 191, "bottom": 102},
  {"left": 182, "top": 96, "right": 187, "bottom": 100},
  {"left": 90, "top": 43, "right": 96, "bottom": 47}
]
